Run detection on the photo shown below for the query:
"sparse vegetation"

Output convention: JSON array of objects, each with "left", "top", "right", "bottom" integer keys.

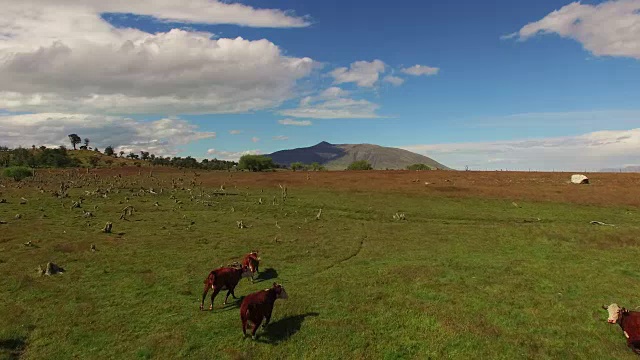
[
  {"left": 347, "top": 160, "right": 373, "bottom": 170},
  {"left": 1, "top": 169, "right": 640, "bottom": 358}
]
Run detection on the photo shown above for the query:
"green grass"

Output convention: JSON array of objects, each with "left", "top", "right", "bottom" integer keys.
[{"left": 1, "top": 173, "right": 640, "bottom": 359}]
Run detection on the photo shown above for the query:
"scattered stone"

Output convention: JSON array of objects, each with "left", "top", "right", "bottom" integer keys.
[
  {"left": 0, "top": 220, "right": 7, "bottom": 224},
  {"left": 102, "top": 222, "right": 113, "bottom": 233},
  {"left": 23, "top": 241, "right": 33, "bottom": 247},
  {"left": 316, "top": 209, "right": 322, "bottom": 220},
  {"left": 20, "top": 197, "right": 27, "bottom": 204},
  {"left": 0, "top": 198, "right": 7, "bottom": 203},
  {"left": 237, "top": 220, "right": 247, "bottom": 229},
  {"left": 90, "top": 244, "right": 96, "bottom": 252},
  {"left": 14, "top": 214, "right": 21, "bottom": 219},
  {"left": 512, "top": 202, "right": 520, "bottom": 208}
]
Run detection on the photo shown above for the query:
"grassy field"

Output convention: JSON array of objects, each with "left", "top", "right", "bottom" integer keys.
[{"left": 1, "top": 168, "right": 640, "bottom": 359}]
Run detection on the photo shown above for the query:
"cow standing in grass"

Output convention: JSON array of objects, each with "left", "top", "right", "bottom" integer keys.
[
  {"left": 603, "top": 303, "right": 640, "bottom": 354},
  {"left": 242, "top": 250, "right": 260, "bottom": 282},
  {"left": 200, "top": 265, "right": 252, "bottom": 311},
  {"left": 240, "top": 283, "right": 288, "bottom": 340}
]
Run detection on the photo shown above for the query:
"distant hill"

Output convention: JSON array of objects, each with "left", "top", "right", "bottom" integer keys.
[
  {"left": 600, "top": 165, "right": 640, "bottom": 173},
  {"left": 266, "top": 141, "right": 450, "bottom": 170}
]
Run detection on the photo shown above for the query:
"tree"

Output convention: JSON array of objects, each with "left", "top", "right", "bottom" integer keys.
[
  {"left": 68, "top": 134, "right": 81, "bottom": 150},
  {"left": 406, "top": 163, "right": 432, "bottom": 171},
  {"left": 291, "top": 162, "right": 304, "bottom": 171},
  {"left": 347, "top": 160, "right": 373, "bottom": 170},
  {"left": 119, "top": 151, "right": 125, "bottom": 158},
  {"left": 310, "top": 162, "right": 325, "bottom": 171},
  {"left": 238, "top": 155, "right": 276, "bottom": 172},
  {"left": 84, "top": 138, "right": 90, "bottom": 148},
  {"left": 140, "top": 151, "right": 150, "bottom": 161},
  {"left": 104, "top": 146, "right": 115, "bottom": 157}
]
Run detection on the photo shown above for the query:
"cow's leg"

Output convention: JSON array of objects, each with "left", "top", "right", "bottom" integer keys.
[
  {"left": 230, "top": 287, "right": 238, "bottom": 299},
  {"left": 200, "top": 283, "right": 210, "bottom": 310},
  {"left": 209, "top": 287, "right": 221, "bottom": 311},
  {"left": 263, "top": 309, "right": 273, "bottom": 328},
  {"left": 241, "top": 312, "right": 249, "bottom": 338},
  {"left": 224, "top": 289, "right": 233, "bottom": 305},
  {"left": 251, "top": 318, "right": 263, "bottom": 340}
]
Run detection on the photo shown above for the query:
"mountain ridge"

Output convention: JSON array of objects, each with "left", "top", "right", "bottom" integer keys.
[{"left": 266, "top": 141, "right": 450, "bottom": 170}]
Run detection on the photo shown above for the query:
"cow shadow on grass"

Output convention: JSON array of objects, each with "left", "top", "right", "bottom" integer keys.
[
  {"left": 0, "top": 336, "right": 26, "bottom": 360},
  {"left": 253, "top": 268, "right": 278, "bottom": 283},
  {"left": 257, "top": 312, "right": 320, "bottom": 344},
  {"left": 216, "top": 295, "right": 246, "bottom": 313}
]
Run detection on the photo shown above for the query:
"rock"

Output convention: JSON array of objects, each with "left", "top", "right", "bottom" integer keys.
[{"left": 571, "top": 174, "right": 589, "bottom": 184}]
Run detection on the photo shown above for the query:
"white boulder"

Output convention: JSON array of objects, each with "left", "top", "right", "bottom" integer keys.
[{"left": 570, "top": 174, "right": 589, "bottom": 184}]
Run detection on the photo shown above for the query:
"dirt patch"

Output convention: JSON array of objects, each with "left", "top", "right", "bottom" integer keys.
[{"left": 41, "top": 167, "right": 640, "bottom": 208}]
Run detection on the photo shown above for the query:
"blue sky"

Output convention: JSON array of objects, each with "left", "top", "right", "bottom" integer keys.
[{"left": 0, "top": 0, "right": 639, "bottom": 170}]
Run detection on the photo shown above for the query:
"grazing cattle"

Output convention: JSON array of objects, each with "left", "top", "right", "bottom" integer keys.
[
  {"left": 242, "top": 250, "right": 260, "bottom": 282},
  {"left": 200, "top": 265, "right": 252, "bottom": 311},
  {"left": 603, "top": 303, "right": 640, "bottom": 354},
  {"left": 240, "top": 283, "right": 288, "bottom": 340}
]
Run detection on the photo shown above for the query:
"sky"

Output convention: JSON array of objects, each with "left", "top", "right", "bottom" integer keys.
[{"left": 0, "top": 0, "right": 639, "bottom": 171}]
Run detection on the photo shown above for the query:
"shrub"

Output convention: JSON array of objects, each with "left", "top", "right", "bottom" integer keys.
[
  {"left": 3, "top": 166, "right": 33, "bottom": 181},
  {"left": 406, "top": 163, "right": 432, "bottom": 171},
  {"left": 347, "top": 160, "right": 373, "bottom": 171}
]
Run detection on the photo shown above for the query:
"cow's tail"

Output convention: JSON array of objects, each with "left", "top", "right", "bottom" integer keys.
[{"left": 204, "top": 271, "right": 215, "bottom": 289}]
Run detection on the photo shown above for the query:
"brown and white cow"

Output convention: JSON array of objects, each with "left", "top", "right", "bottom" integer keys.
[
  {"left": 200, "top": 265, "right": 252, "bottom": 311},
  {"left": 603, "top": 303, "right": 640, "bottom": 354},
  {"left": 242, "top": 250, "right": 260, "bottom": 282},
  {"left": 240, "top": 282, "right": 288, "bottom": 340}
]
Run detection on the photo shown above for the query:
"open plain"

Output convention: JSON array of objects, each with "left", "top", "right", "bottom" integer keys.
[{"left": 1, "top": 168, "right": 640, "bottom": 359}]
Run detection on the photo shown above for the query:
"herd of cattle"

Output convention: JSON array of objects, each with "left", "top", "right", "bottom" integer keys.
[
  {"left": 200, "top": 251, "right": 288, "bottom": 340},
  {"left": 199, "top": 251, "right": 639, "bottom": 351}
]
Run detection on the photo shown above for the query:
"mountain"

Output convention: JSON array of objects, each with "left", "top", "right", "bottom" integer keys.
[
  {"left": 266, "top": 141, "right": 450, "bottom": 170},
  {"left": 600, "top": 166, "right": 640, "bottom": 173}
]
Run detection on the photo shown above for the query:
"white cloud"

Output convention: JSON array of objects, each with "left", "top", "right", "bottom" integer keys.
[
  {"left": 280, "top": 98, "right": 381, "bottom": 119},
  {"left": 229, "top": 130, "right": 243, "bottom": 135},
  {"left": 272, "top": 135, "right": 289, "bottom": 141},
  {"left": 278, "top": 119, "right": 312, "bottom": 126},
  {"left": 511, "top": 0, "right": 640, "bottom": 59},
  {"left": 207, "top": 148, "right": 261, "bottom": 161},
  {"left": 2, "top": 0, "right": 310, "bottom": 32},
  {"left": 281, "top": 85, "right": 381, "bottom": 119},
  {"left": 319, "top": 87, "right": 350, "bottom": 98},
  {"left": 330, "top": 60, "right": 386, "bottom": 87},
  {"left": 383, "top": 75, "right": 405, "bottom": 86},
  {"left": 252, "top": 137, "right": 260, "bottom": 143},
  {"left": 401, "top": 128, "right": 640, "bottom": 171},
  {"left": 401, "top": 65, "right": 440, "bottom": 76},
  {"left": 0, "top": 113, "right": 215, "bottom": 156},
  {"left": 0, "top": 2, "right": 316, "bottom": 114}
]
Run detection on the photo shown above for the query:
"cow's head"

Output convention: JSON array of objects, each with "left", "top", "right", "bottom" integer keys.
[
  {"left": 273, "top": 282, "right": 288, "bottom": 300},
  {"left": 240, "top": 265, "right": 253, "bottom": 278},
  {"left": 602, "top": 303, "right": 627, "bottom": 324},
  {"left": 250, "top": 250, "right": 260, "bottom": 261}
]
